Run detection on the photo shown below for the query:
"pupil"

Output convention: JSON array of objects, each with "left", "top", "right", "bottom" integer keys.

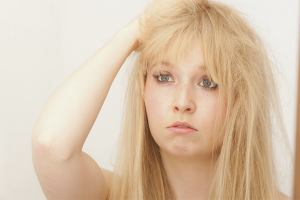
[
  {"left": 162, "top": 75, "right": 168, "bottom": 82},
  {"left": 203, "top": 79, "right": 211, "bottom": 87}
]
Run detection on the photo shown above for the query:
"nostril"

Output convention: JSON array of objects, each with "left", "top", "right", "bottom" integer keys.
[{"left": 175, "top": 107, "right": 192, "bottom": 111}]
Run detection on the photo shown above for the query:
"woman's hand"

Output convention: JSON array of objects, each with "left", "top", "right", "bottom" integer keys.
[
  {"left": 119, "top": 12, "right": 144, "bottom": 50},
  {"left": 119, "top": 0, "right": 185, "bottom": 51}
]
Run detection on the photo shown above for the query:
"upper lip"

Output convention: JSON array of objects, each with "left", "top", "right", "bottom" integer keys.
[{"left": 167, "top": 121, "right": 198, "bottom": 130}]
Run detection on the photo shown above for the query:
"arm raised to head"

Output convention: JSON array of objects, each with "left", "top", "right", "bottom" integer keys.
[{"left": 31, "top": 13, "right": 141, "bottom": 161}]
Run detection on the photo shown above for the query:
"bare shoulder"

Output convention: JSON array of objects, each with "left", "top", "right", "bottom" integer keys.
[
  {"left": 280, "top": 192, "right": 292, "bottom": 200},
  {"left": 101, "top": 167, "right": 114, "bottom": 186},
  {"left": 101, "top": 167, "right": 114, "bottom": 199}
]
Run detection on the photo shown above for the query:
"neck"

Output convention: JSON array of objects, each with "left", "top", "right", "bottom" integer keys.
[{"left": 160, "top": 150, "right": 218, "bottom": 200}]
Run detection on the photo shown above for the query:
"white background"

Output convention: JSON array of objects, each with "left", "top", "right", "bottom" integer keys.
[{"left": 0, "top": 0, "right": 298, "bottom": 199}]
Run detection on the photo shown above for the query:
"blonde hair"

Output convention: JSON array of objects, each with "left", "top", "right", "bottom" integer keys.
[{"left": 108, "top": 0, "right": 294, "bottom": 199}]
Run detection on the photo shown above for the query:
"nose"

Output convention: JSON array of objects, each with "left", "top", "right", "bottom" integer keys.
[{"left": 173, "top": 84, "right": 196, "bottom": 114}]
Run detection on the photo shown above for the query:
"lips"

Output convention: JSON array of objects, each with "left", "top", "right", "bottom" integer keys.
[
  {"left": 167, "top": 121, "right": 197, "bottom": 131},
  {"left": 167, "top": 127, "right": 197, "bottom": 134}
]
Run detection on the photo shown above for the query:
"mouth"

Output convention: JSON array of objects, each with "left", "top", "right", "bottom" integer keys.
[
  {"left": 167, "top": 126, "right": 197, "bottom": 134},
  {"left": 167, "top": 121, "right": 197, "bottom": 130},
  {"left": 167, "top": 121, "right": 198, "bottom": 134}
]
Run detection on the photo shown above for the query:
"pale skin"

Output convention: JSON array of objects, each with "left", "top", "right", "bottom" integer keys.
[
  {"left": 144, "top": 37, "right": 226, "bottom": 200},
  {"left": 31, "top": 3, "right": 292, "bottom": 200}
]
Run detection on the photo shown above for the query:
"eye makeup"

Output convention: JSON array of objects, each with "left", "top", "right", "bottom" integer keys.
[{"left": 153, "top": 71, "right": 218, "bottom": 91}]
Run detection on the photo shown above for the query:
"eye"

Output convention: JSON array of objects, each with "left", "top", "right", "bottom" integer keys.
[
  {"left": 153, "top": 73, "right": 218, "bottom": 91},
  {"left": 199, "top": 78, "right": 217, "bottom": 91},
  {"left": 153, "top": 73, "right": 174, "bottom": 83}
]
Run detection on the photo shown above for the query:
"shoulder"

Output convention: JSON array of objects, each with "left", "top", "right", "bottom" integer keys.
[
  {"left": 101, "top": 167, "right": 114, "bottom": 187},
  {"left": 279, "top": 192, "right": 292, "bottom": 200},
  {"left": 101, "top": 168, "right": 114, "bottom": 199}
]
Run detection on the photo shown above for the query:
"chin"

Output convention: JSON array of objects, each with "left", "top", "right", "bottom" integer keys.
[{"left": 166, "top": 140, "right": 199, "bottom": 157}]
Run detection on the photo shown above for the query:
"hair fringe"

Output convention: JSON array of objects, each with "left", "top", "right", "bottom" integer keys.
[{"left": 108, "top": 0, "right": 294, "bottom": 199}]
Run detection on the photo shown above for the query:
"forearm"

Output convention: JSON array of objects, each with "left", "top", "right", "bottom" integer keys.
[{"left": 31, "top": 28, "right": 137, "bottom": 160}]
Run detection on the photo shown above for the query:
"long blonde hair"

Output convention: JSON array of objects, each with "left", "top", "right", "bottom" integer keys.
[{"left": 108, "top": 0, "right": 294, "bottom": 199}]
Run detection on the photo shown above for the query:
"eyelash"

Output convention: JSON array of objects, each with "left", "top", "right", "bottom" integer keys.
[{"left": 153, "top": 73, "right": 218, "bottom": 91}]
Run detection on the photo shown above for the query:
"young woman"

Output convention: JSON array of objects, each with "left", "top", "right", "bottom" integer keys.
[{"left": 31, "top": 0, "right": 293, "bottom": 199}]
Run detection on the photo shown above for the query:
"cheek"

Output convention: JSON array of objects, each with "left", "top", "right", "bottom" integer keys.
[
  {"left": 196, "top": 95, "right": 225, "bottom": 147},
  {"left": 144, "top": 79, "right": 170, "bottom": 145},
  {"left": 208, "top": 95, "right": 227, "bottom": 123},
  {"left": 198, "top": 97, "right": 218, "bottom": 133},
  {"left": 144, "top": 83, "right": 166, "bottom": 125},
  {"left": 210, "top": 97, "right": 227, "bottom": 145}
]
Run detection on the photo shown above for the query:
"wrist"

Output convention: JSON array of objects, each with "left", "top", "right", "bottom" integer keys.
[{"left": 117, "top": 28, "right": 139, "bottom": 52}]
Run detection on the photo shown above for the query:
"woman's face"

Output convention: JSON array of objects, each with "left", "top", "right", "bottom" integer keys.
[{"left": 144, "top": 39, "right": 227, "bottom": 159}]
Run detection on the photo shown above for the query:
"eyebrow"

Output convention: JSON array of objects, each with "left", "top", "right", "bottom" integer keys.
[{"left": 151, "top": 60, "right": 206, "bottom": 71}]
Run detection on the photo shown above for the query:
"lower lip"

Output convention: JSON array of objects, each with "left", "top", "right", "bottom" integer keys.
[{"left": 167, "top": 127, "right": 197, "bottom": 134}]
